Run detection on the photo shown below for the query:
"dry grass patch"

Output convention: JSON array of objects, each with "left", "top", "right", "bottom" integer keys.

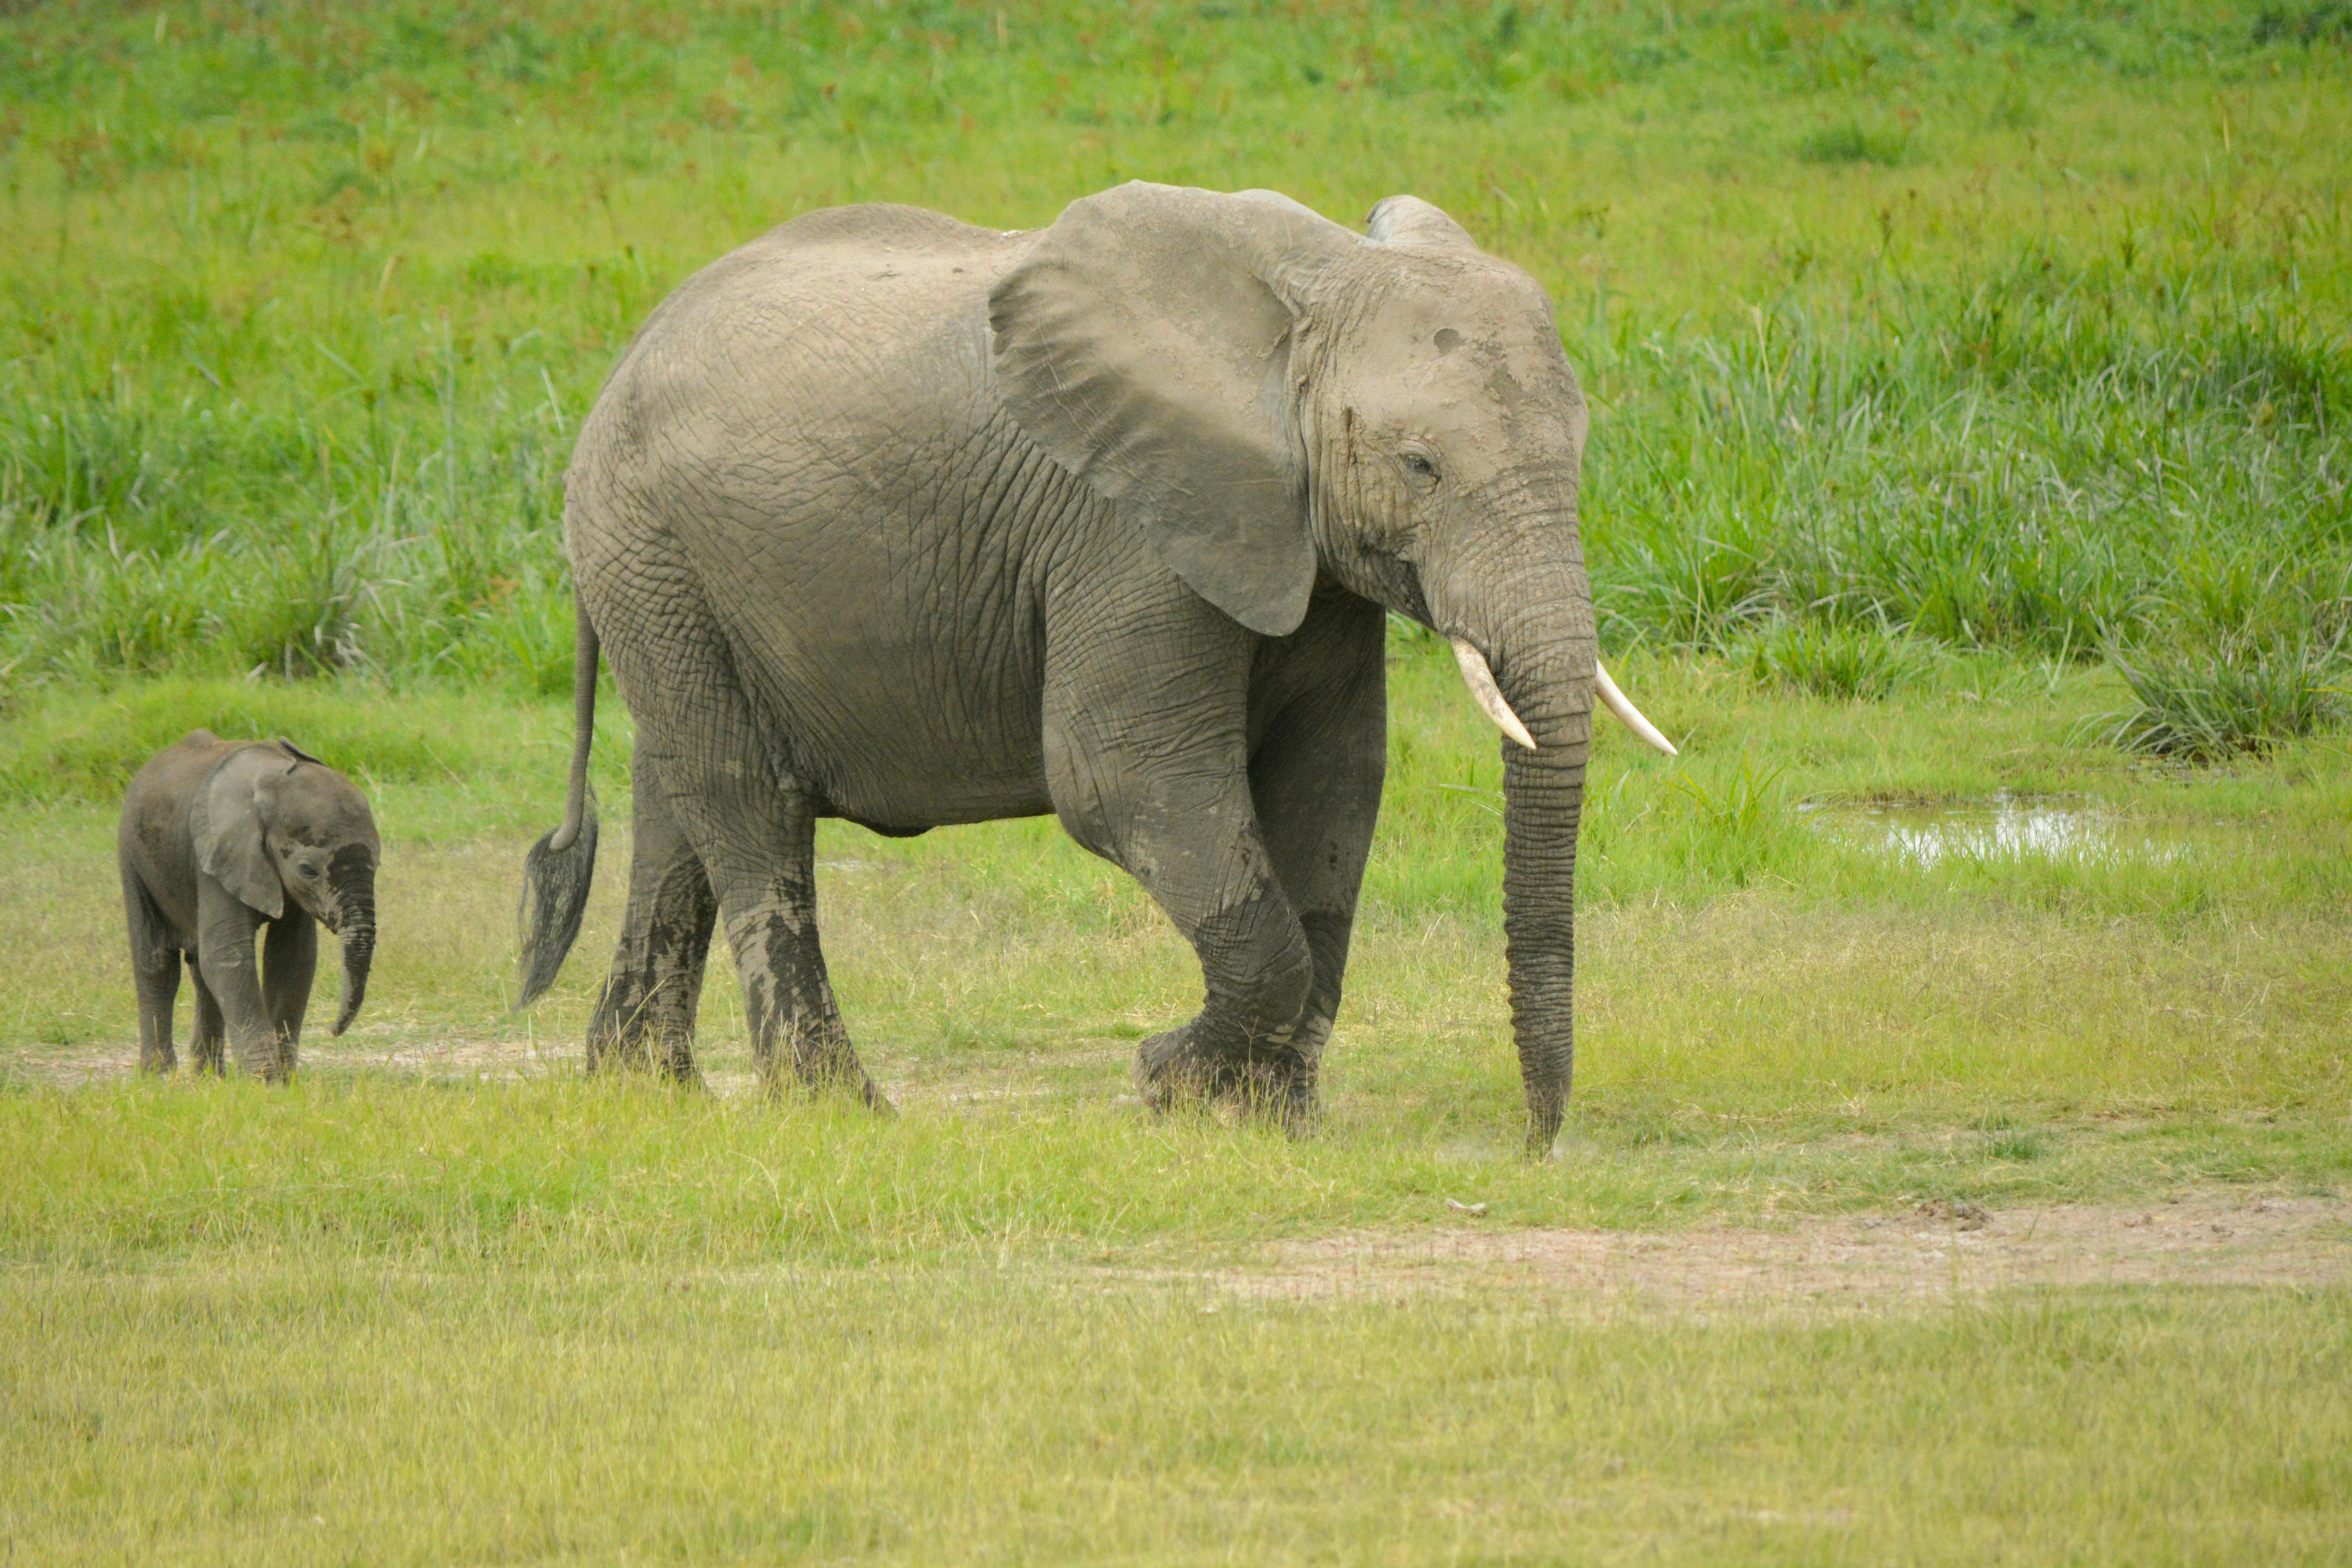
[{"left": 6, "top": 1257, "right": 2348, "bottom": 1566}]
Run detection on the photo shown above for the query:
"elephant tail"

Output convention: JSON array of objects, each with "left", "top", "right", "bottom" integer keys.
[{"left": 516, "top": 598, "right": 601, "bottom": 1009}]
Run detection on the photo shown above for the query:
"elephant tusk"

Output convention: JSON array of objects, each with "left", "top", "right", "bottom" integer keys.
[
  {"left": 1595, "top": 658, "right": 1679, "bottom": 757},
  {"left": 1449, "top": 638, "right": 1537, "bottom": 751}
]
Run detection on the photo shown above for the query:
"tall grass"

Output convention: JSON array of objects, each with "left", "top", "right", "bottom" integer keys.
[
  {"left": 1, "top": 0, "right": 2347, "bottom": 710},
  {"left": 0, "top": 361, "right": 577, "bottom": 688},
  {"left": 1737, "top": 617, "right": 1940, "bottom": 699},
  {"left": 2097, "top": 630, "right": 2350, "bottom": 760},
  {"left": 1583, "top": 261, "right": 2351, "bottom": 657}
]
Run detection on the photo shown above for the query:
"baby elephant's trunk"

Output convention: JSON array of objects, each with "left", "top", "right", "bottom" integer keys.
[{"left": 331, "top": 866, "right": 376, "bottom": 1036}]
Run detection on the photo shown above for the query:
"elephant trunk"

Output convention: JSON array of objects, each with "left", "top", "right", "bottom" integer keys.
[
  {"left": 1494, "top": 629, "right": 1592, "bottom": 1155},
  {"left": 1430, "top": 530, "right": 1596, "bottom": 1154},
  {"left": 330, "top": 868, "right": 376, "bottom": 1037}
]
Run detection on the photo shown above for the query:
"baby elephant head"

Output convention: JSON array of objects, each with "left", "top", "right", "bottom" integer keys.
[{"left": 193, "top": 738, "right": 382, "bottom": 1035}]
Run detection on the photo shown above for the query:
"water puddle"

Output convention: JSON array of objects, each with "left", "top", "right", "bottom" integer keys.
[{"left": 1805, "top": 795, "right": 2195, "bottom": 869}]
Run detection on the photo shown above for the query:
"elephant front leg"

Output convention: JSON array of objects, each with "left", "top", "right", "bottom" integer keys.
[
  {"left": 1129, "top": 874, "right": 1316, "bottom": 1120},
  {"left": 1243, "top": 611, "right": 1388, "bottom": 1125},
  {"left": 195, "top": 888, "right": 288, "bottom": 1082},
  {"left": 1045, "top": 639, "right": 1315, "bottom": 1121},
  {"left": 587, "top": 751, "right": 717, "bottom": 1083},
  {"left": 261, "top": 912, "right": 318, "bottom": 1077},
  {"left": 187, "top": 961, "right": 226, "bottom": 1076}
]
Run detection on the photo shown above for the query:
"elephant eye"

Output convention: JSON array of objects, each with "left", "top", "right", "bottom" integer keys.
[{"left": 1401, "top": 452, "right": 1441, "bottom": 484}]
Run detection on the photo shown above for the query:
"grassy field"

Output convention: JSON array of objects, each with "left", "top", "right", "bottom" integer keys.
[{"left": 4, "top": 1, "right": 2351, "bottom": 1562}]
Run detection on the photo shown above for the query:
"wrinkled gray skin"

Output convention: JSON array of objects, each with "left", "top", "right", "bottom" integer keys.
[
  {"left": 118, "top": 732, "right": 380, "bottom": 1080},
  {"left": 524, "top": 183, "right": 1597, "bottom": 1151}
]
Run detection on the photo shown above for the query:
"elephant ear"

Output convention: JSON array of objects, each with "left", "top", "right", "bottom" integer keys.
[
  {"left": 1365, "top": 195, "right": 1479, "bottom": 250},
  {"left": 191, "top": 746, "right": 284, "bottom": 919},
  {"left": 990, "top": 182, "right": 1357, "bottom": 637}
]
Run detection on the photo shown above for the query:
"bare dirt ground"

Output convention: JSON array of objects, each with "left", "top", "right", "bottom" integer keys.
[
  {"left": 0, "top": 1031, "right": 579, "bottom": 1089},
  {"left": 1185, "top": 1196, "right": 2352, "bottom": 1312},
  {"left": 0, "top": 1032, "right": 1125, "bottom": 1101}
]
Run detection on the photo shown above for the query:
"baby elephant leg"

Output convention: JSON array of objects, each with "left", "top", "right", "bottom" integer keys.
[
  {"left": 122, "top": 880, "right": 181, "bottom": 1074},
  {"left": 196, "top": 886, "right": 291, "bottom": 1083},
  {"left": 188, "top": 959, "right": 226, "bottom": 1076},
  {"left": 261, "top": 912, "right": 318, "bottom": 1077}
]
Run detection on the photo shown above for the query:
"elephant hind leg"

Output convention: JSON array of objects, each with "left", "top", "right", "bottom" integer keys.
[
  {"left": 708, "top": 795, "right": 877, "bottom": 1104},
  {"left": 123, "top": 879, "right": 180, "bottom": 1074},
  {"left": 587, "top": 747, "right": 717, "bottom": 1084},
  {"left": 683, "top": 768, "right": 876, "bottom": 1104},
  {"left": 603, "top": 595, "right": 882, "bottom": 1108}
]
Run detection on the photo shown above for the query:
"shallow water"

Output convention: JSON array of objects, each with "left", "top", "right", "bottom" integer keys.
[{"left": 1808, "top": 795, "right": 2196, "bottom": 869}]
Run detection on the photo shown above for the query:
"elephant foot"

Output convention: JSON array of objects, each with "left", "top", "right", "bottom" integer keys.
[
  {"left": 1136, "top": 1025, "right": 1211, "bottom": 1111},
  {"left": 586, "top": 1028, "right": 702, "bottom": 1087},
  {"left": 791, "top": 1070, "right": 895, "bottom": 1117},
  {"left": 1137, "top": 1024, "right": 1319, "bottom": 1132},
  {"left": 755, "top": 1042, "right": 895, "bottom": 1116}
]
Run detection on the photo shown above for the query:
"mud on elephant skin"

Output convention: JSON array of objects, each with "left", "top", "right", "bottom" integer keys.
[
  {"left": 518, "top": 181, "right": 1673, "bottom": 1151},
  {"left": 118, "top": 732, "right": 381, "bottom": 1081}
]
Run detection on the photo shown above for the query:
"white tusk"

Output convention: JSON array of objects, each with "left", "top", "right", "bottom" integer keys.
[
  {"left": 1595, "top": 658, "right": 1679, "bottom": 756},
  {"left": 1449, "top": 638, "right": 1537, "bottom": 751}
]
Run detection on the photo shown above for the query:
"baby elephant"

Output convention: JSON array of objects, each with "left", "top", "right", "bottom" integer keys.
[{"left": 117, "top": 731, "right": 380, "bottom": 1080}]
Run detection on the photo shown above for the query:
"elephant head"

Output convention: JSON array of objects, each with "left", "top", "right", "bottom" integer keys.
[
  {"left": 193, "top": 739, "right": 381, "bottom": 1035},
  {"left": 992, "top": 183, "right": 1673, "bottom": 1151}
]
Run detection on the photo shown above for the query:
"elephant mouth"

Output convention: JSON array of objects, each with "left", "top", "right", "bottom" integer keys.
[
  {"left": 1445, "top": 635, "right": 1677, "bottom": 758},
  {"left": 1374, "top": 545, "right": 1673, "bottom": 757}
]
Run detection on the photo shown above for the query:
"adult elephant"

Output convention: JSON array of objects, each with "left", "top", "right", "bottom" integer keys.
[{"left": 518, "top": 182, "right": 1674, "bottom": 1152}]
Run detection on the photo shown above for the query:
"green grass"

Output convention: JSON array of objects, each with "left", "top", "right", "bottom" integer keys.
[
  {"left": 2098, "top": 631, "right": 2352, "bottom": 761},
  {"left": 1736, "top": 617, "right": 1941, "bottom": 699},
  {"left": 10, "top": 1266, "right": 2345, "bottom": 1565},
  {"left": 4, "top": 657, "right": 2345, "bottom": 1265},
  {"left": 4, "top": 2, "right": 2352, "bottom": 1561},
  {"left": 1, "top": 0, "right": 2347, "bottom": 697}
]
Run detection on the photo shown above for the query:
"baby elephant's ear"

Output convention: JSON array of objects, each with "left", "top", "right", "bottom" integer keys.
[{"left": 191, "top": 747, "right": 284, "bottom": 919}]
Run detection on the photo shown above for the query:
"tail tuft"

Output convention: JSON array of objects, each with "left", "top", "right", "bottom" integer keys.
[{"left": 516, "top": 790, "right": 597, "bottom": 1009}]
